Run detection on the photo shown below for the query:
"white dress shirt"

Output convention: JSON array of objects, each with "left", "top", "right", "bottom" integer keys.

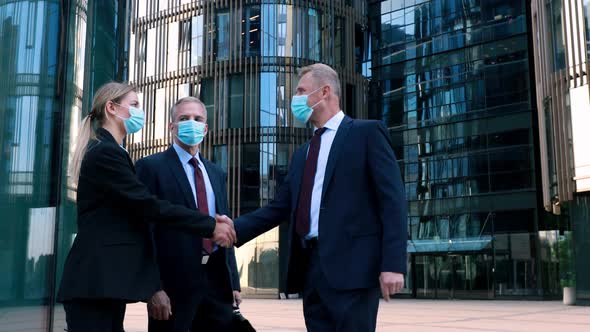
[
  {"left": 306, "top": 111, "right": 345, "bottom": 239},
  {"left": 172, "top": 143, "right": 217, "bottom": 218}
]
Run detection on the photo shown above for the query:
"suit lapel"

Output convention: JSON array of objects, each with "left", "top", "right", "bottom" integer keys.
[
  {"left": 164, "top": 147, "right": 197, "bottom": 209},
  {"left": 200, "top": 154, "right": 224, "bottom": 213},
  {"left": 321, "top": 116, "right": 353, "bottom": 201}
]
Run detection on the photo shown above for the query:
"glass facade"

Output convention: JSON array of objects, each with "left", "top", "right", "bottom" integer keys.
[
  {"left": 0, "top": 0, "right": 128, "bottom": 331},
  {"left": 0, "top": 1, "right": 62, "bottom": 329},
  {"left": 127, "top": 0, "right": 368, "bottom": 296},
  {"left": 369, "top": 0, "right": 558, "bottom": 298}
]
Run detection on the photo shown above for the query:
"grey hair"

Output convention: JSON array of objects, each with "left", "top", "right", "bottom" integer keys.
[
  {"left": 297, "top": 63, "right": 341, "bottom": 99},
  {"left": 170, "top": 96, "right": 207, "bottom": 122}
]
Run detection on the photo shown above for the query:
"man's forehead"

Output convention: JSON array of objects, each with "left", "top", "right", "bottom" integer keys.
[
  {"left": 174, "top": 103, "right": 206, "bottom": 121},
  {"left": 297, "top": 75, "right": 314, "bottom": 89},
  {"left": 177, "top": 102, "right": 205, "bottom": 113},
  {"left": 299, "top": 73, "right": 313, "bottom": 83}
]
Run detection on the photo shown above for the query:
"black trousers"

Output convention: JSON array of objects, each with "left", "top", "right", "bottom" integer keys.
[
  {"left": 63, "top": 299, "right": 126, "bottom": 332},
  {"left": 148, "top": 293, "right": 233, "bottom": 332},
  {"left": 302, "top": 247, "right": 380, "bottom": 332},
  {"left": 148, "top": 251, "right": 233, "bottom": 332}
]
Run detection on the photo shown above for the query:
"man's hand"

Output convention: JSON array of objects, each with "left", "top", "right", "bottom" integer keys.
[
  {"left": 148, "top": 290, "right": 172, "bottom": 320},
  {"left": 212, "top": 215, "right": 236, "bottom": 247},
  {"left": 379, "top": 272, "right": 404, "bottom": 302},
  {"left": 233, "top": 290, "right": 242, "bottom": 307},
  {"left": 216, "top": 214, "right": 234, "bottom": 228}
]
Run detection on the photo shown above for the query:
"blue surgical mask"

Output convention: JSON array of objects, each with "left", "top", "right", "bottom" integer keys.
[
  {"left": 290, "top": 87, "right": 324, "bottom": 123},
  {"left": 114, "top": 104, "right": 145, "bottom": 134},
  {"left": 177, "top": 120, "right": 206, "bottom": 146}
]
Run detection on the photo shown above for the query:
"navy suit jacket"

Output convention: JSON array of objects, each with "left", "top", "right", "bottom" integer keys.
[
  {"left": 234, "top": 116, "right": 408, "bottom": 294},
  {"left": 135, "top": 147, "right": 240, "bottom": 301}
]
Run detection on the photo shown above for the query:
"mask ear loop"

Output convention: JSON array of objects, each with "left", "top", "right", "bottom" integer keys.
[
  {"left": 111, "top": 102, "right": 132, "bottom": 120},
  {"left": 308, "top": 86, "right": 326, "bottom": 109},
  {"left": 309, "top": 99, "right": 324, "bottom": 109}
]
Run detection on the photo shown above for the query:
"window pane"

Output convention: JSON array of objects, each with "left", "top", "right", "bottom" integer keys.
[
  {"left": 230, "top": 75, "right": 244, "bottom": 128},
  {"left": 212, "top": 145, "right": 228, "bottom": 173},
  {"left": 217, "top": 12, "right": 230, "bottom": 60},
  {"left": 334, "top": 17, "right": 345, "bottom": 66},
  {"left": 178, "top": 83, "right": 190, "bottom": 99},
  {"left": 279, "top": 5, "right": 290, "bottom": 56},
  {"left": 243, "top": 6, "right": 261, "bottom": 57},
  {"left": 241, "top": 144, "right": 260, "bottom": 214},
  {"left": 308, "top": 9, "right": 321, "bottom": 61},
  {"left": 154, "top": 88, "right": 166, "bottom": 139},
  {"left": 179, "top": 19, "right": 191, "bottom": 64},
  {"left": 146, "top": 28, "right": 156, "bottom": 77},
  {"left": 138, "top": 0, "right": 147, "bottom": 17},
  {"left": 262, "top": 4, "right": 292, "bottom": 57},
  {"left": 260, "top": 73, "right": 277, "bottom": 127},
  {"left": 168, "top": 21, "right": 178, "bottom": 72},
  {"left": 191, "top": 15, "right": 204, "bottom": 66},
  {"left": 200, "top": 78, "right": 215, "bottom": 128}
]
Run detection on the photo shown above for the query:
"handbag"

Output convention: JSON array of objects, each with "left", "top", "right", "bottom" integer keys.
[{"left": 231, "top": 306, "right": 256, "bottom": 332}]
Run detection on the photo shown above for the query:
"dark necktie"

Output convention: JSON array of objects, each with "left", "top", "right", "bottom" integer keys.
[
  {"left": 188, "top": 157, "right": 215, "bottom": 254},
  {"left": 295, "top": 127, "right": 327, "bottom": 237}
]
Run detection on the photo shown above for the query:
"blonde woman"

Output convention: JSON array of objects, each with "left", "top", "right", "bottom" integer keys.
[{"left": 57, "top": 82, "right": 236, "bottom": 332}]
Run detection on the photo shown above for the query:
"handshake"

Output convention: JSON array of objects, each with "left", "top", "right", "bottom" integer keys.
[{"left": 211, "top": 214, "right": 236, "bottom": 247}]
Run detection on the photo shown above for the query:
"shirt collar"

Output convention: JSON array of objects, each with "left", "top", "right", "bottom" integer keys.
[
  {"left": 173, "top": 143, "right": 201, "bottom": 166},
  {"left": 315, "top": 111, "right": 345, "bottom": 132}
]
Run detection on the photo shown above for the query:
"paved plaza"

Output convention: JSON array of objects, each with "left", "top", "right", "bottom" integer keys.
[
  {"left": 1, "top": 299, "right": 589, "bottom": 331},
  {"left": 123, "top": 299, "right": 590, "bottom": 332}
]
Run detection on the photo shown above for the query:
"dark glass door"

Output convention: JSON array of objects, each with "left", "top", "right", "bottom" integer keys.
[
  {"left": 451, "top": 254, "right": 494, "bottom": 299},
  {"left": 413, "top": 254, "right": 493, "bottom": 299}
]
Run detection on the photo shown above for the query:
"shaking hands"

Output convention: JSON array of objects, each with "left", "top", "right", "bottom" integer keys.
[{"left": 212, "top": 214, "right": 236, "bottom": 247}]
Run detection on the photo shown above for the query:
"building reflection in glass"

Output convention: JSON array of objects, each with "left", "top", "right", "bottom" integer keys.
[
  {"left": 0, "top": 0, "right": 62, "bottom": 329},
  {"left": 1, "top": 0, "right": 129, "bottom": 331},
  {"left": 370, "top": 0, "right": 555, "bottom": 298}
]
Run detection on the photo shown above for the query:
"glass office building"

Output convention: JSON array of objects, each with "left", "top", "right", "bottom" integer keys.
[
  {"left": 0, "top": 0, "right": 129, "bottom": 330},
  {"left": 126, "top": 0, "right": 369, "bottom": 297},
  {"left": 368, "top": 0, "right": 561, "bottom": 298}
]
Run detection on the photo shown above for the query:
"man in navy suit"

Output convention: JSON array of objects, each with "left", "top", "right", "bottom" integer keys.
[
  {"left": 233, "top": 63, "right": 407, "bottom": 331},
  {"left": 135, "top": 97, "right": 241, "bottom": 332}
]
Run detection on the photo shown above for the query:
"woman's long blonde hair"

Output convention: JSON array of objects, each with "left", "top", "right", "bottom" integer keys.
[{"left": 69, "top": 82, "right": 136, "bottom": 184}]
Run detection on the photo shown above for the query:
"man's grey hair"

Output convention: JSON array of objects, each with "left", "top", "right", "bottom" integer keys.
[
  {"left": 170, "top": 96, "right": 207, "bottom": 122},
  {"left": 298, "top": 63, "right": 341, "bottom": 99}
]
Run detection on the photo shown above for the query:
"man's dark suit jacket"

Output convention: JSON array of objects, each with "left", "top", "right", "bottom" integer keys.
[
  {"left": 234, "top": 116, "right": 408, "bottom": 294},
  {"left": 58, "top": 128, "right": 216, "bottom": 303},
  {"left": 135, "top": 147, "right": 240, "bottom": 302}
]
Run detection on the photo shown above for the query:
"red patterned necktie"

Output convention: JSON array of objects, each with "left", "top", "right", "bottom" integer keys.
[
  {"left": 295, "top": 127, "right": 327, "bottom": 237},
  {"left": 189, "top": 157, "right": 214, "bottom": 253}
]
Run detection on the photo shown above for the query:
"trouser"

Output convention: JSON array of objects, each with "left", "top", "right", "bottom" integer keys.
[
  {"left": 302, "top": 246, "right": 380, "bottom": 332},
  {"left": 148, "top": 250, "right": 233, "bottom": 332},
  {"left": 64, "top": 298, "right": 126, "bottom": 332}
]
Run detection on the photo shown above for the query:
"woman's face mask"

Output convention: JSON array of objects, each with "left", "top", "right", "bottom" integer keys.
[{"left": 113, "top": 102, "right": 145, "bottom": 134}]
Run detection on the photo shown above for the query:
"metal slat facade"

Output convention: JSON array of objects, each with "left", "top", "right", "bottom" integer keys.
[{"left": 531, "top": 0, "right": 590, "bottom": 209}]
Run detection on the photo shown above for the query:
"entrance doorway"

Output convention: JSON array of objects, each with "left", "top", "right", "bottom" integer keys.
[{"left": 412, "top": 254, "right": 494, "bottom": 299}]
